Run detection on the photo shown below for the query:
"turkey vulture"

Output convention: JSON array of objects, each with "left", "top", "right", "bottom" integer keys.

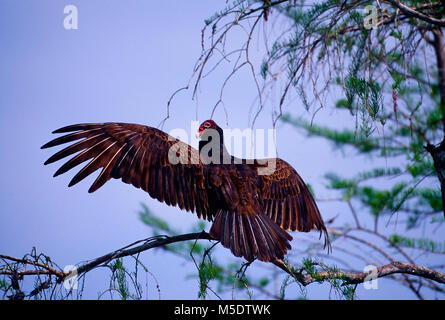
[{"left": 41, "top": 120, "right": 330, "bottom": 262}]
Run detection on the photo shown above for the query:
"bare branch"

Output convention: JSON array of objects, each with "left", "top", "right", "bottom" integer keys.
[
  {"left": 0, "top": 232, "right": 215, "bottom": 282},
  {"left": 274, "top": 259, "right": 445, "bottom": 286},
  {"left": 385, "top": 0, "right": 445, "bottom": 27}
]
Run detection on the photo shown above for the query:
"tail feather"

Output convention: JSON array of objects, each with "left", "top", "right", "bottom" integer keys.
[{"left": 209, "top": 211, "right": 292, "bottom": 262}]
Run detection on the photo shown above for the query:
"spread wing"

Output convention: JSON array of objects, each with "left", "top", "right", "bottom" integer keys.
[
  {"left": 254, "top": 158, "right": 330, "bottom": 248},
  {"left": 41, "top": 122, "right": 234, "bottom": 221}
]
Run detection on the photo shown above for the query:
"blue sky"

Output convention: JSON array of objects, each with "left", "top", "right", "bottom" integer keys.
[{"left": 0, "top": 1, "right": 442, "bottom": 300}]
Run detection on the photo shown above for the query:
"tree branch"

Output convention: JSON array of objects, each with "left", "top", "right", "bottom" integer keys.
[
  {"left": 74, "top": 232, "right": 214, "bottom": 279},
  {"left": 425, "top": 27, "right": 445, "bottom": 217},
  {"left": 273, "top": 259, "right": 445, "bottom": 286},
  {"left": 0, "top": 232, "right": 215, "bottom": 282},
  {"left": 2, "top": 231, "right": 444, "bottom": 293},
  {"left": 385, "top": 0, "right": 445, "bottom": 27}
]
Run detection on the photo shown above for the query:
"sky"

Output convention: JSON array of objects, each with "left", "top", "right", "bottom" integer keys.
[{"left": 0, "top": 1, "right": 443, "bottom": 300}]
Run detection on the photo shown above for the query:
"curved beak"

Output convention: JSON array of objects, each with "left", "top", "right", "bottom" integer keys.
[{"left": 195, "top": 131, "right": 201, "bottom": 139}]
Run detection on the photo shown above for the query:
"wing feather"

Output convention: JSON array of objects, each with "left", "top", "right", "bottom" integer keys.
[
  {"left": 68, "top": 141, "right": 118, "bottom": 187},
  {"left": 53, "top": 137, "right": 112, "bottom": 177},
  {"left": 253, "top": 158, "right": 330, "bottom": 249}
]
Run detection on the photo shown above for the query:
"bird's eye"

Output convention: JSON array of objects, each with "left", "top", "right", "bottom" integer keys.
[{"left": 204, "top": 122, "right": 211, "bottom": 128}]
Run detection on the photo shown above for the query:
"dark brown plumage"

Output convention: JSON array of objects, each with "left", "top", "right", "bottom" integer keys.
[{"left": 41, "top": 120, "right": 330, "bottom": 262}]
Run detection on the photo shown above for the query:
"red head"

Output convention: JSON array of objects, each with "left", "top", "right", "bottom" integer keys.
[{"left": 196, "top": 120, "right": 218, "bottom": 138}]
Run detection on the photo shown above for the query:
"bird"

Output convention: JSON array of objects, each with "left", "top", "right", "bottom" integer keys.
[{"left": 41, "top": 120, "right": 330, "bottom": 262}]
